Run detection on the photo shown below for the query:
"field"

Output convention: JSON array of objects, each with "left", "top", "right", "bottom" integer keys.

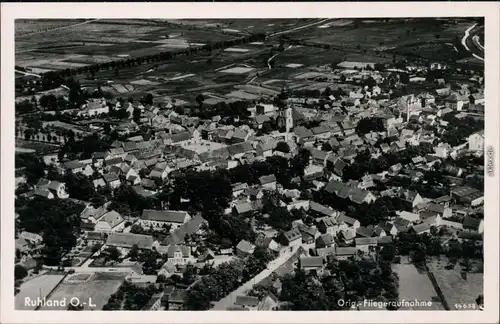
[
  {"left": 15, "top": 139, "right": 61, "bottom": 155},
  {"left": 426, "top": 259, "right": 483, "bottom": 310},
  {"left": 15, "top": 273, "right": 66, "bottom": 310},
  {"left": 39, "top": 272, "right": 126, "bottom": 310},
  {"left": 394, "top": 263, "right": 445, "bottom": 310},
  {"left": 15, "top": 19, "right": 240, "bottom": 71},
  {"left": 292, "top": 18, "right": 476, "bottom": 63}
]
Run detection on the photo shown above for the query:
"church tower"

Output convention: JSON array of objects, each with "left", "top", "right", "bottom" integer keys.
[{"left": 278, "top": 87, "right": 293, "bottom": 142}]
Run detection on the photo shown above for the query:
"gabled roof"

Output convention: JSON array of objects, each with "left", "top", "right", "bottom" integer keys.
[
  {"left": 106, "top": 233, "right": 154, "bottom": 249},
  {"left": 412, "top": 222, "right": 431, "bottom": 234},
  {"left": 163, "top": 215, "right": 206, "bottom": 245},
  {"left": 141, "top": 210, "right": 189, "bottom": 223},
  {"left": 356, "top": 226, "right": 374, "bottom": 238},
  {"left": 337, "top": 214, "right": 359, "bottom": 226},
  {"left": 463, "top": 216, "right": 481, "bottom": 230},
  {"left": 310, "top": 201, "right": 336, "bottom": 217},
  {"left": 98, "top": 210, "right": 124, "bottom": 228},
  {"left": 316, "top": 233, "right": 334, "bottom": 246},
  {"left": 355, "top": 237, "right": 379, "bottom": 246},
  {"left": 171, "top": 131, "right": 192, "bottom": 143},
  {"left": 300, "top": 256, "right": 324, "bottom": 268},
  {"left": 293, "top": 126, "right": 314, "bottom": 138},
  {"left": 259, "top": 174, "right": 277, "bottom": 185},
  {"left": 335, "top": 246, "right": 357, "bottom": 256},
  {"left": 167, "top": 245, "right": 191, "bottom": 258},
  {"left": 282, "top": 228, "right": 302, "bottom": 242},
  {"left": 63, "top": 160, "right": 83, "bottom": 170},
  {"left": 235, "top": 296, "right": 259, "bottom": 307},
  {"left": 102, "top": 173, "right": 120, "bottom": 183},
  {"left": 236, "top": 240, "right": 255, "bottom": 254}
]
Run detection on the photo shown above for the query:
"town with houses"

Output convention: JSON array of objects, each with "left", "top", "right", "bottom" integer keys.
[{"left": 13, "top": 18, "right": 485, "bottom": 312}]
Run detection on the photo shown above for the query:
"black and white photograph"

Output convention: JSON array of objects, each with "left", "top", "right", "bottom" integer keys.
[{"left": 1, "top": 2, "right": 499, "bottom": 324}]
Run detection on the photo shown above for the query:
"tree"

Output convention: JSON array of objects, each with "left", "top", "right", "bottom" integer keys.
[
  {"left": 132, "top": 108, "right": 141, "bottom": 123},
  {"left": 15, "top": 264, "right": 28, "bottom": 280},
  {"left": 16, "top": 197, "right": 84, "bottom": 266},
  {"left": 129, "top": 244, "right": 139, "bottom": 261},
  {"left": 275, "top": 141, "right": 290, "bottom": 154},
  {"left": 106, "top": 246, "right": 121, "bottom": 261},
  {"left": 321, "top": 142, "right": 333, "bottom": 152},
  {"left": 355, "top": 117, "right": 386, "bottom": 135}
]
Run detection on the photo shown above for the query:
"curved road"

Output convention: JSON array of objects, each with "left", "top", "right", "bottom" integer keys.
[{"left": 461, "top": 24, "right": 484, "bottom": 61}]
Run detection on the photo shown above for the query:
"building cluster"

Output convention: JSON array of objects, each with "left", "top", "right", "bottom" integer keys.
[{"left": 15, "top": 59, "right": 485, "bottom": 311}]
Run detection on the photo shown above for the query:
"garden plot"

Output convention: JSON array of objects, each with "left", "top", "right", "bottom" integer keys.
[
  {"left": 39, "top": 272, "right": 126, "bottom": 311},
  {"left": 285, "top": 63, "right": 304, "bottom": 68},
  {"left": 16, "top": 273, "right": 66, "bottom": 310},
  {"left": 224, "top": 47, "right": 250, "bottom": 53},
  {"left": 395, "top": 264, "right": 445, "bottom": 310},
  {"left": 130, "top": 79, "right": 159, "bottom": 86},
  {"left": 219, "top": 67, "right": 255, "bottom": 74}
]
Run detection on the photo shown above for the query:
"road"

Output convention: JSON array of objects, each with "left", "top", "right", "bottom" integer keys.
[
  {"left": 461, "top": 23, "right": 484, "bottom": 62},
  {"left": 17, "top": 19, "right": 101, "bottom": 39},
  {"left": 15, "top": 69, "right": 41, "bottom": 78},
  {"left": 210, "top": 245, "right": 303, "bottom": 310},
  {"left": 269, "top": 18, "right": 333, "bottom": 38}
]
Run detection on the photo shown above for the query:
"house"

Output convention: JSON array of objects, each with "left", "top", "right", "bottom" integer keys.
[
  {"left": 232, "top": 182, "right": 249, "bottom": 198},
  {"left": 339, "top": 228, "right": 356, "bottom": 244},
  {"left": 163, "top": 215, "right": 207, "bottom": 246},
  {"left": 337, "top": 214, "right": 361, "bottom": 230},
  {"left": 355, "top": 237, "right": 378, "bottom": 253},
  {"left": 106, "top": 233, "right": 154, "bottom": 250},
  {"left": 143, "top": 292, "right": 165, "bottom": 311},
  {"left": 255, "top": 236, "right": 281, "bottom": 255},
  {"left": 411, "top": 222, "right": 432, "bottom": 235},
  {"left": 62, "top": 160, "right": 84, "bottom": 174},
  {"left": 166, "top": 289, "right": 187, "bottom": 310},
  {"left": 232, "top": 202, "right": 254, "bottom": 217},
  {"left": 140, "top": 210, "right": 191, "bottom": 230},
  {"left": 462, "top": 217, "right": 484, "bottom": 234},
  {"left": 299, "top": 256, "right": 325, "bottom": 275},
  {"left": 400, "top": 190, "right": 425, "bottom": 209},
  {"left": 426, "top": 203, "right": 452, "bottom": 218},
  {"left": 94, "top": 210, "right": 125, "bottom": 232},
  {"left": 378, "top": 235, "right": 393, "bottom": 247},
  {"left": 258, "top": 293, "right": 279, "bottom": 311},
  {"left": 256, "top": 141, "right": 277, "bottom": 158},
  {"left": 396, "top": 211, "right": 421, "bottom": 224},
  {"left": 259, "top": 174, "right": 277, "bottom": 190},
  {"left": 279, "top": 228, "right": 302, "bottom": 248},
  {"left": 468, "top": 130, "right": 484, "bottom": 152},
  {"left": 19, "top": 231, "right": 43, "bottom": 247},
  {"left": 335, "top": 247, "right": 358, "bottom": 260},
  {"left": 377, "top": 221, "right": 398, "bottom": 236},
  {"left": 356, "top": 226, "right": 374, "bottom": 238},
  {"left": 315, "top": 233, "right": 334, "bottom": 249},
  {"left": 166, "top": 245, "right": 192, "bottom": 266},
  {"left": 235, "top": 240, "right": 255, "bottom": 258},
  {"left": 234, "top": 296, "right": 260, "bottom": 310},
  {"left": 317, "top": 216, "right": 347, "bottom": 236},
  {"left": 296, "top": 223, "right": 319, "bottom": 244},
  {"left": 34, "top": 180, "right": 70, "bottom": 199},
  {"left": 324, "top": 180, "right": 377, "bottom": 205},
  {"left": 102, "top": 173, "right": 121, "bottom": 189},
  {"left": 85, "top": 231, "right": 107, "bottom": 245},
  {"left": 309, "top": 202, "right": 337, "bottom": 218}
]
